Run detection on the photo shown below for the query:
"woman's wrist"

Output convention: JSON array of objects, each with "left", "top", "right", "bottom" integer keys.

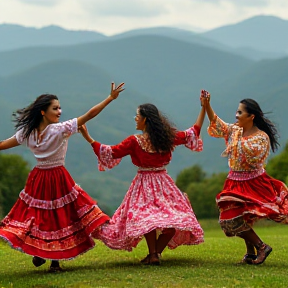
[{"left": 107, "top": 94, "right": 115, "bottom": 101}]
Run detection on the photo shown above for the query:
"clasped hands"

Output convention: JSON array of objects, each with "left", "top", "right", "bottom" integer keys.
[{"left": 200, "top": 89, "right": 211, "bottom": 107}]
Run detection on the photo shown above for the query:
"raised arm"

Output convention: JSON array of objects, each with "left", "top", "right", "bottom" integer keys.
[
  {"left": 194, "top": 105, "right": 206, "bottom": 129},
  {"left": 77, "top": 82, "right": 125, "bottom": 127},
  {"left": 200, "top": 90, "right": 215, "bottom": 122},
  {"left": 0, "top": 137, "right": 20, "bottom": 151}
]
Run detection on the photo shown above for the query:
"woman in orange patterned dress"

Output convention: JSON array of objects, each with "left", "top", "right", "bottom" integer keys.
[
  {"left": 80, "top": 99, "right": 206, "bottom": 265},
  {"left": 202, "top": 91, "right": 288, "bottom": 265},
  {"left": 0, "top": 82, "right": 124, "bottom": 272}
]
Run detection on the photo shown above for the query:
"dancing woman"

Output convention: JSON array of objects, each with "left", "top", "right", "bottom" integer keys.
[
  {"left": 202, "top": 91, "right": 288, "bottom": 265},
  {"left": 80, "top": 97, "right": 205, "bottom": 265},
  {"left": 0, "top": 82, "right": 124, "bottom": 272}
]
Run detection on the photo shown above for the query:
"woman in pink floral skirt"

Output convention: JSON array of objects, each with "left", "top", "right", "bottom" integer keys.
[{"left": 79, "top": 96, "right": 205, "bottom": 265}]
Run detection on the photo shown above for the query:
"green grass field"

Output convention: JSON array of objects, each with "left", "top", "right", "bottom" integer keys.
[{"left": 1, "top": 219, "right": 288, "bottom": 288}]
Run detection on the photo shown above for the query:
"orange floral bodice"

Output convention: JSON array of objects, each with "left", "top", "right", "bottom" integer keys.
[{"left": 207, "top": 115, "right": 270, "bottom": 172}]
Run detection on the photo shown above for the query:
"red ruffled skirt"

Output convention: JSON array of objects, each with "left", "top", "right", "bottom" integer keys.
[
  {"left": 0, "top": 166, "right": 109, "bottom": 260},
  {"left": 217, "top": 172, "right": 288, "bottom": 224}
]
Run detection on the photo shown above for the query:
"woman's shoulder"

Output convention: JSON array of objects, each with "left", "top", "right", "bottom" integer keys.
[
  {"left": 46, "top": 118, "right": 78, "bottom": 135},
  {"left": 256, "top": 130, "right": 269, "bottom": 139},
  {"left": 244, "top": 129, "right": 269, "bottom": 141},
  {"left": 51, "top": 118, "right": 77, "bottom": 128}
]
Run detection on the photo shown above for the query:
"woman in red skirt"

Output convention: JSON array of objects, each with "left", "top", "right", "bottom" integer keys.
[
  {"left": 79, "top": 99, "right": 205, "bottom": 265},
  {"left": 0, "top": 82, "right": 124, "bottom": 272},
  {"left": 202, "top": 91, "right": 288, "bottom": 265}
]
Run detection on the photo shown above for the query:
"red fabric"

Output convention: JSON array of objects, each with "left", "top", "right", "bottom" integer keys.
[
  {"left": 92, "top": 136, "right": 172, "bottom": 168},
  {"left": 0, "top": 166, "right": 109, "bottom": 260},
  {"left": 217, "top": 172, "right": 288, "bottom": 224},
  {"left": 91, "top": 141, "right": 101, "bottom": 154},
  {"left": 91, "top": 125, "right": 201, "bottom": 169}
]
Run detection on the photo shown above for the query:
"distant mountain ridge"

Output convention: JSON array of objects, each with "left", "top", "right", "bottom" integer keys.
[
  {"left": 0, "top": 15, "right": 287, "bottom": 60},
  {"left": 201, "top": 15, "right": 288, "bottom": 55},
  {"left": 0, "top": 24, "right": 106, "bottom": 51}
]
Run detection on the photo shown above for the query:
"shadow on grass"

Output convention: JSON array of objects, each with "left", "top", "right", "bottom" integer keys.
[
  {"left": 60, "top": 256, "right": 288, "bottom": 272},
  {"left": 1, "top": 255, "right": 286, "bottom": 282}
]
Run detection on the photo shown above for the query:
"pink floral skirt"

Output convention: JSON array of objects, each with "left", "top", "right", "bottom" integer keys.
[{"left": 94, "top": 170, "right": 204, "bottom": 251}]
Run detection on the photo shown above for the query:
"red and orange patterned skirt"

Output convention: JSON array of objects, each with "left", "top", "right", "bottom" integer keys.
[{"left": 217, "top": 171, "right": 288, "bottom": 235}]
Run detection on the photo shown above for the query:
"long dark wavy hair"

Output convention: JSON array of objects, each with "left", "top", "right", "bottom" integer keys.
[
  {"left": 240, "top": 98, "right": 280, "bottom": 152},
  {"left": 13, "top": 94, "right": 58, "bottom": 139},
  {"left": 138, "top": 103, "right": 176, "bottom": 153}
]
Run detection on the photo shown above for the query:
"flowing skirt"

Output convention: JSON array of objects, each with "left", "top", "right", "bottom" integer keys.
[
  {"left": 94, "top": 170, "right": 204, "bottom": 251},
  {"left": 0, "top": 166, "right": 109, "bottom": 260},
  {"left": 217, "top": 172, "right": 288, "bottom": 226}
]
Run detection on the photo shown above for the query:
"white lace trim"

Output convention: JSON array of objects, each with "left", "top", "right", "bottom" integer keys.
[
  {"left": 98, "top": 144, "right": 122, "bottom": 171},
  {"left": 184, "top": 127, "right": 203, "bottom": 152},
  {"left": 19, "top": 186, "right": 79, "bottom": 209}
]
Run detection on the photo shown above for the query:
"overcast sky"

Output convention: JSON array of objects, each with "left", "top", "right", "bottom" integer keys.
[{"left": 0, "top": 0, "right": 287, "bottom": 35}]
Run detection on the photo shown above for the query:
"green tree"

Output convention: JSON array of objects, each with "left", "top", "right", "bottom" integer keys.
[
  {"left": 176, "top": 164, "right": 206, "bottom": 192},
  {"left": 186, "top": 172, "right": 227, "bottom": 219},
  {"left": 266, "top": 142, "right": 288, "bottom": 182},
  {"left": 0, "top": 153, "right": 30, "bottom": 216}
]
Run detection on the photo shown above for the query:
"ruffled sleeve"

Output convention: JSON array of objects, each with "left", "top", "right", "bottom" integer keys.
[
  {"left": 91, "top": 136, "right": 135, "bottom": 171},
  {"left": 174, "top": 125, "right": 203, "bottom": 152},
  {"left": 97, "top": 144, "right": 122, "bottom": 171},
  {"left": 207, "top": 115, "right": 233, "bottom": 140},
  {"left": 15, "top": 128, "right": 26, "bottom": 145},
  {"left": 184, "top": 126, "right": 203, "bottom": 152}
]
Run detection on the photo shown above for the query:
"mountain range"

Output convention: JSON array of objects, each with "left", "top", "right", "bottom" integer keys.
[
  {"left": 0, "top": 15, "right": 287, "bottom": 60},
  {"left": 0, "top": 15, "right": 287, "bottom": 212}
]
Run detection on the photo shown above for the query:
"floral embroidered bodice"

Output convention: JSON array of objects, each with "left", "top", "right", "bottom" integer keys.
[
  {"left": 15, "top": 118, "right": 78, "bottom": 168},
  {"left": 207, "top": 115, "right": 270, "bottom": 172}
]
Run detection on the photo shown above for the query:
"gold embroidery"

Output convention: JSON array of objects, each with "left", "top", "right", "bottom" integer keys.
[{"left": 135, "top": 134, "right": 156, "bottom": 153}]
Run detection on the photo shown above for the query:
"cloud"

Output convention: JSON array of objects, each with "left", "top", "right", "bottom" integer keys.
[
  {"left": 1, "top": 0, "right": 288, "bottom": 35},
  {"left": 80, "top": 0, "right": 167, "bottom": 18},
  {"left": 226, "top": 0, "right": 270, "bottom": 7},
  {"left": 190, "top": 0, "right": 270, "bottom": 7},
  {"left": 15, "top": 0, "right": 60, "bottom": 6}
]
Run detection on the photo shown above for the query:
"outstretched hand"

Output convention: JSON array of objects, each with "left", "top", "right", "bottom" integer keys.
[{"left": 110, "top": 82, "right": 125, "bottom": 100}]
